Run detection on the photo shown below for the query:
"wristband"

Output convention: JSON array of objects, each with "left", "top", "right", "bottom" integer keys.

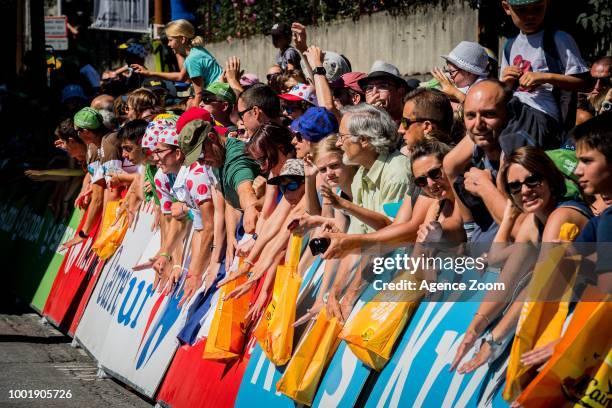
[
  {"left": 78, "top": 230, "right": 88, "bottom": 239},
  {"left": 252, "top": 233, "right": 258, "bottom": 241},
  {"left": 171, "top": 264, "right": 182, "bottom": 270},
  {"left": 159, "top": 252, "right": 172, "bottom": 261},
  {"left": 475, "top": 312, "right": 491, "bottom": 326}
]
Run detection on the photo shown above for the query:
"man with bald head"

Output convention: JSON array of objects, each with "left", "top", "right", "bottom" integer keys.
[
  {"left": 444, "top": 79, "right": 511, "bottom": 243},
  {"left": 589, "top": 56, "right": 612, "bottom": 98}
]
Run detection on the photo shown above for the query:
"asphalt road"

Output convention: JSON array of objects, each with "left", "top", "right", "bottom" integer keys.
[{"left": 0, "top": 302, "right": 152, "bottom": 408}]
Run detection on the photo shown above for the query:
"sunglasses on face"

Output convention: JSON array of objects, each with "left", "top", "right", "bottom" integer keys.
[
  {"left": 594, "top": 76, "right": 612, "bottom": 87},
  {"left": 293, "top": 132, "right": 303, "bottom": 142},
  {"left": 279, "top": 179, "right": 303, "bottom": 194},
  {"left": 238, "top": 106, "right": 255, "bottom": 120},
  {"left": 507, "top": 174, "right": 543, "bottom": 195},
  {"left": 401, "top": 117, "right": 432, "bottom": 129},
  {"left": 202, "top": 96, "right": 222, "bottom": 104},
  {"left": 121, "top": 145, "right": 134, "bottom": 153},
  {"left": 414, "top": 167, "right": 443, "bottom": 188},
  {"left": 266, "top": 73, "right": 281, "bottom": 82}
]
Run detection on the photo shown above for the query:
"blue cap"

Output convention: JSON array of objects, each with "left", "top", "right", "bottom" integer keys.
[
  {"left": 61, "top": 84, "right": 87, "bottom": 103},
  {"left": 290, "top": 107, "right": 339, "bottom": 143}
]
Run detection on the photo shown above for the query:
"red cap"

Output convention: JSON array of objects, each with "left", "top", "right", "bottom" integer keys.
[
  {"left": 176, "top": 107, "right": 213, "bottom": 134},
  {"left": 330, "top": 72, "right": 367, "bottom": 94}
]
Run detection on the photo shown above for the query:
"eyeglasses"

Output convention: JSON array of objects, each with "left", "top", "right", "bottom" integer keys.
[
  {"left": 266, "top": 73, "right": 281, "bottom": 82},
  {"left": 337, "top": 133, "right": 359, "bottom": 143},
  {"left": 279, "top": 180, "right": 303, "bottom": 194},
  {"left": 364, "top": 82, "right": 392, "bottom": 94},
  {"left": 151, "top": 147, "right": 175, "bottom": 159},
  {"left": 444, "top": 67, "right": 460, "bottom": 77},
  {"left": 401, "top": 117, "right": 434, "bottom": 129},
  {"left": 121, "top": 145, "right": 134, "bottom": 153},
  {"left": 238, "top": 106, "right": 255, "bottom": 120},
  {"left": 414, "top": 167, "right": 443, "bottom": 188},
  {"left": 507, "top": 174, "right": 543, "bottom": 195},
  {"left": 202, "top": 96, "right": 222, "bottom": 104}
]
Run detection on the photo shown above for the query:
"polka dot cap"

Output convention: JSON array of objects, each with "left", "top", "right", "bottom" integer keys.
[
  {"left": 158, "top": 127, "right": 179, "bottom": 147},
  {"left": 279, "top": 83, "right": 318, "bottom": 106},
  {"left": 142, "top": 117, "right": 177, "bottom": 151}
]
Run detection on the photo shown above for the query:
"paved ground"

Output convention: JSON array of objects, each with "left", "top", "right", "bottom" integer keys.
[{"left": 0, "top": 301, "right": 152, "bottom": 408}]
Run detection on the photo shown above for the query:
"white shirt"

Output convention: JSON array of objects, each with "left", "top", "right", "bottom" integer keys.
[{"left": 500, "top": 30, "right": 588, "bottom": 121}]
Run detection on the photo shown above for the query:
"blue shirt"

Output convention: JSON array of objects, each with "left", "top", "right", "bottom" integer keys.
[{"left": 184, "top": 47, "right": 222, "bottom": 88}]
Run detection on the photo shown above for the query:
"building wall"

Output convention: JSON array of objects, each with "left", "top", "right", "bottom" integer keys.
[{"left": 205, "top": 1, "right": 478, "bottom": 80}]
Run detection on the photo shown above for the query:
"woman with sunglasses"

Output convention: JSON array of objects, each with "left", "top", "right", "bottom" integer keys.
[{"left": 451, "top": 146, "right": 592, "bottom": 375}]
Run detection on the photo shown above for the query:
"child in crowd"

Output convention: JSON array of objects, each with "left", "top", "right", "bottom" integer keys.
[{"left": 500, "top": 0, "right": 589, "bottom": 151}]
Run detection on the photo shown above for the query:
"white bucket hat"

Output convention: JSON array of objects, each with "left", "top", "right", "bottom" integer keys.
[{"left": 441, "top": 41, "right": 489, "bottom": 77}]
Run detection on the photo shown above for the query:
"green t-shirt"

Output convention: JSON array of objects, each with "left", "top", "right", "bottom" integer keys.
[
  {"left": 184, "top": 46, "right": 223, "bottom": 88},
  {"left": 215, "top": 137, "right": 260, "bottom": 209}
]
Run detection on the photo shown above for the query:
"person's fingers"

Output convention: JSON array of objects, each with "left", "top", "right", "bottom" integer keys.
[
  {"left": 293, "top": 310, "right": 315, "bottom": 327},
  {"left": 449, "top": 342, "right": 469, "bottom": 371}
]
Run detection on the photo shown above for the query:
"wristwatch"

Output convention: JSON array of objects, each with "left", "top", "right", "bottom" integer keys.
[
  {"left": 78, "top": 230, "right": 88, "bottom": 239},
  {"left": 313, "top": 66, "right": 326, "bottom": 76},
  {"left": 484, "top": 332, "right": 503, "bottom": 347}
]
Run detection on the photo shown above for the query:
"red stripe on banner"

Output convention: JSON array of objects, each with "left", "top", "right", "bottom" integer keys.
[
  {"left": 156, "top": 337, "right": 254, "bottom": 407},
  {"left": 42, "top": 209, "right": 102, "bottom": 335}
]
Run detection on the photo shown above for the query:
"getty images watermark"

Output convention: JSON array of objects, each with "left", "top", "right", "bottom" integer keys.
[{"left": 371, "top": 253, "right": 506, "bottom": 294}]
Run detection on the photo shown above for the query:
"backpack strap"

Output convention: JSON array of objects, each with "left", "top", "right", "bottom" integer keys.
[
  {"left": 503, "top": 36, "right": 517, "bottom": 67},
  {"left": 543, "top": 28, "right": 577, "bottom": 130}
]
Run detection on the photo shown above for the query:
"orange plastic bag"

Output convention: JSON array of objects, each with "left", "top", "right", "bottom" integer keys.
[
  {"left": 504, "top": 223, "right": 580, "bottom": 400},
  {"left": 515, "top": 285, "right": 612, "bottom": 408},
  {"left": 340, "top": 271, "right": 423, "bottom": 371},
  {"left": 203, "top": 259, "right": 252, "bottom": 361},
  {"left": 276, "top": 309, "right": 342, "bottom": 405},
  {"left": 254, "top": 234, "right": 303, "bottom": 366},
  {"left": 92, "top": 200, "right": 128, "bottom": 260}
]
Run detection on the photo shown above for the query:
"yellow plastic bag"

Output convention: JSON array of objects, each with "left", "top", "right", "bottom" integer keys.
[
  {"left": 504, "top": 223, "right": 580, "bottom": 401},
  {"left": 515, "top": 285, "right": 612, "bottom": 408},
  {"left": 276, "top": 309, "right": 342, "bottom": 406},
  {"left": 203, "top": 259, "right": 252, "bottom": 361},
  {"left": 340, "top": 271, "right": 423, "bottom": 371},
  {"left": 575, "top": 347, "right": 611, "bottom": 408},
  {"left": 254, "top": 234, "right": 303, "bottom": 366},
  {"left": 92, "top": 200, "right": 128, "bottom": 260}
]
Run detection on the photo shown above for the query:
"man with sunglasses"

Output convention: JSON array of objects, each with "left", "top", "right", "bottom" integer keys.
[
  {"left": 200, "top": 81, "right": 237, "bottom": 129},
  {"left": 236, "top": 84, "right": 282, "bottom": 139},
  {"left": 398, "top": 88, "right": 454, "bottom": 148},
  {"left": 589, "top": 56, "right": 612, "bottom": 98}
]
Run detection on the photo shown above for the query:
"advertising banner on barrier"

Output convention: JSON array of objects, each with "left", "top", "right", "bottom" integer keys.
[
  {"left": 234, "top": 257, "right": 325, "bottom": 407},
  {"left": 156, "top": 255, "right": 252, "bottom": 407},
  {"left": 42, "top": 208, "right": 102, "bottom": 334},
  {"left": 75, "top": 204, "right": 157, "bottom": 358},
  {"left": 30, "top": 209, "right": 83, "bottom": 311},
  {"left": 1, "top": 183, "right": 81, "bottom": 311},
  {"left": 363, "top": 270, "right": 510, "bottom": 408},
  {"left": 76, "top": 203, "right": 192, "bottom": 397}
]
